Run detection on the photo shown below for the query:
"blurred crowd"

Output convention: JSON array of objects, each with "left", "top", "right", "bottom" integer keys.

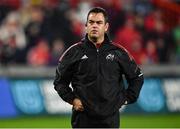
[{"left": 0, "top": 0, "right": 179, "bottom": 66}]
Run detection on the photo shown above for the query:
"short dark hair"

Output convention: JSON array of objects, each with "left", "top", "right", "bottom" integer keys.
[{"left": 86, "top": 7, "right": 109, "bottom": 23}]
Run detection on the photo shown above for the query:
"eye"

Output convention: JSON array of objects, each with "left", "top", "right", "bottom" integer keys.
[
  {"left": 88, "top": 20, "right": 94, "bottom": 25},
  {"left": 96, "top": 21, "right": 103, "bottom": 25}
]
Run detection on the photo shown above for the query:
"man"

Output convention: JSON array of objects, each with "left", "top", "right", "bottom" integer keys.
[{"left": 54, "top": 7, "right": 144, "bottom": 128}]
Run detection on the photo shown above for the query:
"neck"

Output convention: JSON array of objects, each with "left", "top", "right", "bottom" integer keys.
[{"left": 88, "top": 35, "right": 104, "bottom": 45}]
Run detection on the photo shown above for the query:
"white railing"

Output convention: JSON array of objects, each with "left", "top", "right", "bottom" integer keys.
[{"left": 0, "top": 65, "right": 180, "bottom": 78}]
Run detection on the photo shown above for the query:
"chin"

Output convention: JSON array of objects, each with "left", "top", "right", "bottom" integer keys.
[
  {"left": 90, "top": 36, "right": 98, "bottom": 39},
  {"left": 90, "top": 34, "right": 98, "bottom": 38},
  {"left": 89, "top": 35, "right": 98, "bottom": 42}
]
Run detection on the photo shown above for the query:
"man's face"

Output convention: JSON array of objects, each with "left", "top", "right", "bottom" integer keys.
[{"left": 86, "top": 13, "right": 109, "bottom": 42}]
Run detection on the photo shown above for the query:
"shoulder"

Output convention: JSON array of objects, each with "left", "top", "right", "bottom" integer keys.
[
  {"left": 59, "top": 42, "right": 83, "bottom": 61},
  {"left": 66, "top": 42, "right": 83, "bottom": 52},
  {"left": 112, "top": 42, "right": 128, "bottom": 53},
  {"left": 112, "top": 42, "right": 134, "bottom": 61}
]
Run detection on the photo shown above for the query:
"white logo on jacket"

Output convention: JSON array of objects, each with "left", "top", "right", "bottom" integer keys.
[
  {"left": 106, "top": 53, "right": 114, "bottom": 61},
  {"left": 81, "top": 55, "right": 88, "bottom": 60}
]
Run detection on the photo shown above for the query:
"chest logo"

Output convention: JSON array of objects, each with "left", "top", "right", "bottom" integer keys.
[
  {"left": 81, "top": 55, "right": 88, "bottom": 60},
  {"left": 106, "top": 53, "right": 114, "bottom": 61}
]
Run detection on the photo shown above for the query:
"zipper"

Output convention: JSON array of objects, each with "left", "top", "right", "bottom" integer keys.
[
  {"left": 96, "top": 48, "right": 100, "bottom": 90},
  {"left": 96, "top": 48, "right": 99, "bottom": 68}
]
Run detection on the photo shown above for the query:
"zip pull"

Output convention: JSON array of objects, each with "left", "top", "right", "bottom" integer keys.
[{"left": 97, "top": 49, "right": 99, "bottom": 52}]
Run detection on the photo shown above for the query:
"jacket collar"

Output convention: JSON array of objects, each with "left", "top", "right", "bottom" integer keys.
[{"left": 81, "top": 33, "right": 112, "bottom": 49}]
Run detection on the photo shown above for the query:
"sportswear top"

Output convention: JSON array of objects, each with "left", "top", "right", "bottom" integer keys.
[{"left": 54, "top": 34, "right": 144, "bottom": 117}]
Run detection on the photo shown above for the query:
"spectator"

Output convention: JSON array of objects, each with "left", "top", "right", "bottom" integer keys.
[
  {"left": 145, "top": 39, "right": 159, "bottom": 64},
  {"left": 114, "top": 16, "right": 142, "bottom": 55},
  {"left": 130, "top": 39, "right": 147, "bottom": 65},
  {"left": 25, "top": 5, "right": 51, "bottom": 49},
  {"left": 67, "top": 9, "right": 84, "bottom": 38},
  {"left": 0, "top": 11, "right": 27, "bottom": 64},
  {"left": 144, "top": 9, "right": 170, "bottom": 63},
  {"left": 76, "top": 0, "right": 93, "bottom": 24},
  {"left": 27, "top": 39, "right": 50, "bottom": 66},
  {"left": 49, "top": 38, "right": 65, "bottom": 66}
]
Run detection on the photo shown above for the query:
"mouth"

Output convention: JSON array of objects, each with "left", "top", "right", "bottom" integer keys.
[{"left": 91, "top": 30, "right": 98, "bottom": 34}]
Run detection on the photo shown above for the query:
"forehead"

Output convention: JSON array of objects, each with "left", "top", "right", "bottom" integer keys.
[{"left": 88, "top": 13, "right": 105, "bottom": 22}]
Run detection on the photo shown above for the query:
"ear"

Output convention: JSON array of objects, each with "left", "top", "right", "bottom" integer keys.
[
  {"left": 85, "top": 23, "right": 88, "bottom": 33},
  {"left": 105, "top": 23, "right": 109, "bottom": 32}
]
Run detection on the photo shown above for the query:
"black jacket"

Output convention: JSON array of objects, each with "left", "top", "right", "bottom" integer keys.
[{"left": 54, "top": 34, "right": 144, "bottom": 117}]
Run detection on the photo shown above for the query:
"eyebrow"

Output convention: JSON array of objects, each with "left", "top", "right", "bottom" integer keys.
[{"left": 88, "top": 20, "right": 103, "bottom": 23}]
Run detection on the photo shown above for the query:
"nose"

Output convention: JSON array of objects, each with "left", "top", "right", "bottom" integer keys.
[{"left": 92, "top": 23, "right": 98, "bottom": 28}]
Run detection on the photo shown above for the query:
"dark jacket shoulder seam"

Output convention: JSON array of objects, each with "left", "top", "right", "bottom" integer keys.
[
  {"left": 112, "top": 42, "right": 134, "bottom": 60},
  {"left": 59, "top": 42, "right": 82, "bottom": 61}
]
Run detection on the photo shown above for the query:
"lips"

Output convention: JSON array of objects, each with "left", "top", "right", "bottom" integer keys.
[{"left": 91, "top": 30, "right": 98, "bottom": 34}]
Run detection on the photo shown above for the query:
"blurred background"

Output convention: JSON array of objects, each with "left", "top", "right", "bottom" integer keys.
[{"left": 0, "top": 0, "right": 180, "bottom": 128}]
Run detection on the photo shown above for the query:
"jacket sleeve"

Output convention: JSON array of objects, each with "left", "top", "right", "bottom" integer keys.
[
  {"left": 117, "top": 49, "right": 144, "bottom": 104},
  {"left": 53, "top": 45, "right": 79, "bottom": 104}
]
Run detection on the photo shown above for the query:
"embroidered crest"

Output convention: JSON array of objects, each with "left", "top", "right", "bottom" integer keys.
[{"left": 106, "top": 53, "right": 114, "bottom": 61}]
